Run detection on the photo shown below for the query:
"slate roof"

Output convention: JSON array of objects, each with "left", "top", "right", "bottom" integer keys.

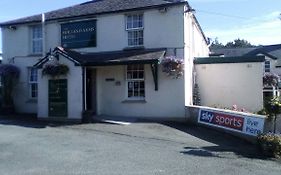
[
  {"left": 244, "top": 44, "right": 281, "bottom": 60},
  {"left": 210, "top": 48, "right": 256, "bottom": 57},
  {"left": 0, "top": 0, "right": 187, "bottom": 27},
  {"left": 211, "top": 44, "right": 281, "bottom": 60},
  {"left": 34, "top": 47, "right": 166, "bottom": 67}
]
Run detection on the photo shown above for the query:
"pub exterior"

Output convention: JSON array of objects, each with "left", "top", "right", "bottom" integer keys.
[{"left": 0, "top": 0, "right": 209, "bottom": 121}]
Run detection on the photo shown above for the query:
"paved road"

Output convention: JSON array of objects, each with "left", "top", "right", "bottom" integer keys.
[{"left": 0, "top": 118, "right": 280, "bottom": 175}]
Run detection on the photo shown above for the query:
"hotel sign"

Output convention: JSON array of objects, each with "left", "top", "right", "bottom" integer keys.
[
  {"left": 61, "top": 20, "right": 97, "bottom": 48},
  {"left": 198, "top": 109, "right": 265, "bottom": 136}
]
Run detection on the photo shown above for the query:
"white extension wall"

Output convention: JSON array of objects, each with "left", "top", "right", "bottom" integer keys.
[{"left": 195, "top": 62, "right": 264, "bottom": 112}]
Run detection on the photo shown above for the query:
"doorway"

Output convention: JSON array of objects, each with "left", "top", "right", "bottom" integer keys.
[
  {"left": 86, "top": 68, "right": 97, "bottom": 114},
  {"left": 48, "top": 79, "right": 68, "bottom": 117}
]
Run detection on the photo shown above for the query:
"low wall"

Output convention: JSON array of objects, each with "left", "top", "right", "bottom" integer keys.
[{"left": 186, "top": 105, "right": 268, "bottom": 143}]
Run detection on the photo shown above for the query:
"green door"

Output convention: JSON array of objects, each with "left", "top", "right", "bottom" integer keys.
[{"left": 49, "top": 79, "right": 67, "bottom": 117}]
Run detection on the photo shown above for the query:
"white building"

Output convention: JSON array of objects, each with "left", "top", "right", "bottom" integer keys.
[{"left": 0, "top": 0, "right": 209, "bottom": 121}]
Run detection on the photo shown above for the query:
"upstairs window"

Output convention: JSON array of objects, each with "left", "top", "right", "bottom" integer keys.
[
  {"left": 264, "top": 60, "right": 270, "bottom": 72},
  {"left": 126, "top": 14, "right": 143, "bottom": 47},
  {"left": 126, "top": 64, "right": 145, "bottom": 99},
  {"left": 31, "top": 25, "right": 43, "bottom": 54},
  {"left": 28, "top": 68, "right": 38, "bottom": 98}
]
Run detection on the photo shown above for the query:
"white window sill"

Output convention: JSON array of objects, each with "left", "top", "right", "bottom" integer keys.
[
  {"left": 123, "top": 46, "right": 144, "bottom": 50},
  {"left": 26, "top": 99, "right": 38, "bottom": 103},
  {"left": 28, "top": 53, "right": 43, "bottom": 57},
  {"left": 122, "top": 99, "right": 146, "bottom": 103}
]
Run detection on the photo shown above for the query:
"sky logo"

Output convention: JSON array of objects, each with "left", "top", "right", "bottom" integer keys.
[{"left": 199, "top": 111, "right": 214, "bottom": 123}]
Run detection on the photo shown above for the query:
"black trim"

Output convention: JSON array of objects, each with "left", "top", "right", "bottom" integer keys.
[
  {"left": 194, "top": 56, "right": 265, "bottom": 64},
  {"left": 151, "top": 63, "right": 158, "bottom": 91},
  {"left": 82, "top": 59, "right": 158, "bottom": 66}
]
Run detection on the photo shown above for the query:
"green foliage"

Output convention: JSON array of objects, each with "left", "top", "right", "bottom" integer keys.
[
  {"left": 256, "top": 108, "right": 268, "bottom": 116},
  {"left": 0, "top": 64, "right": 20, "bottom": 108},
  {"left": 225, "top": 38, "right": 254, "bottom": 48},
  {"left": 193, "top": 83, "right": 201, "bottom": 105},
  {"left": 210, "top": 38, "right": 255, "bottom": 49},
  {"left": 210, "top": 38, "right": 224, "bottom": 49},
  {"left": 263, "top": 97, "right": 280, "bottom": 117},
  {"left": 257, "top": 133, "right": 281, "bottom": 158}
]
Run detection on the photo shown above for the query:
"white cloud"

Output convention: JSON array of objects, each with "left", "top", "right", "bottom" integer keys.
[{"left": 206, "top": 11, "right": 281, "bottom": 45}]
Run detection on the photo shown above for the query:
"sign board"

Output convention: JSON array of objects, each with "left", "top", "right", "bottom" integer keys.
[
  {"left": 198, "top": 109, "right": 265, "bottom": 136},
  {"left": 61, "top": 20, "right": 97, "bottom": 48}
]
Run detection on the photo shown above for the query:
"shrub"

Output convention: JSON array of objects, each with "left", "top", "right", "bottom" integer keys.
[
  {"left": 0, "top": 64, "right": 20, "bottom": 112},
  {"left": 257, "top": 133, "right": 281, "bottom": 158},
  {"left": 256, "top": 108, "right": 268, "bottom": 116}
]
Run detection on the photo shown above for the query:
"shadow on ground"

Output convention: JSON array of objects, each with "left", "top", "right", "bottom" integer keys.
[
  {"left": 162, "top": 122, "right": 266, "bottom": 159},
  {"left": 0, "top": 115, "right": 271, "bottom": 160},
  {"left": 0, "top": 115, "right": 79, "bottom": 129}
]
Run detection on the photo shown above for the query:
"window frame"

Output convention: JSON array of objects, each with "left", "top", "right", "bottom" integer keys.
[
  {"left": 125, "top": 14, "right": 144, "bottom": 47},
  {"left": 28, "top": 67, "right": 38, "bottom": 99},
  {"left": 30, "top": 25, "right": 43, "bottom": 54},
  {"left": 264, "top": 60, "right": 271, "bottom": 73},
  {"left": 126, "top": 64, "right": 145, "bottom": 100}
]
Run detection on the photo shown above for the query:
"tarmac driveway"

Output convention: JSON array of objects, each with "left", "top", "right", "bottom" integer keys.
[{"left": 0, "top": 118, "right": 280, "bottom": 175}]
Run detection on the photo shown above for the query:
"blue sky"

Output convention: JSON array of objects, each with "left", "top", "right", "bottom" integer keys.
[{"left": 0, "top": 0, "right": 280, "bottom": 52}]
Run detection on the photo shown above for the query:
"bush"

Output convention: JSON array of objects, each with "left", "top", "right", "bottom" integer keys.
[
  {"left": 257, "top": 133, "right": 281, "bottom": 158},
  {"left": 0, "top": 64, "right": 20, "bottom": 113},
  {"left": 256, "top": 108, "right": 268, "bottom": 116}
]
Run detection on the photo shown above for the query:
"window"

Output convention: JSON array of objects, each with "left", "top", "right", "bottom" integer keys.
[
  {"left": 29, "top": 68, "right": 38, "bottom": 98},
  {"left": 126, "top": 64, "right": 145, "bottom": 99},
  {"left": 31, "top": 25, "right": 43, "bottom": 54},
  {"left": 126, "top": 14, "right": 143, "bottom": 47},
  {"left": 264, "top": 60, "right": 270, "bottom": 72}
]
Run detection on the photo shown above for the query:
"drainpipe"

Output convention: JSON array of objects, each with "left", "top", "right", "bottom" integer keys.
[
  {"left": 82, "top": 66, "right": 86, "bottom": 111},
  {"left": 42, "top": 13, "right": 46, "bottom": 55}
]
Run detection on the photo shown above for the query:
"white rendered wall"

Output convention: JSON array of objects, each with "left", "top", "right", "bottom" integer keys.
[
  {"left": 183, "top": 9, "right": 209, "bottom": 106},
  {"left": 37, "top": 56, "right": 83, "bottom": 120},
  {"left": 195, "top": 62, "right": 264, "bottom": 112},
  {"left": 96, "top": 65, "right": 185, "bottom": 119}
]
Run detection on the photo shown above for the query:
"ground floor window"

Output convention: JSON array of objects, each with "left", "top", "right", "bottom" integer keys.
[
  {"left": 28, "top": 67, "right": 38, "bottom": 98},
  {"left": 126, "top": 64, "right": 145, "bottom": 99}
]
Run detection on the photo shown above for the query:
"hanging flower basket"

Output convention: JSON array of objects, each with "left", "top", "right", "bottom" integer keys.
[
  {"left": 263, "top": 73, "right": 279, "bottom": 87},
  {"left": 42, "top": 63, "right": 69, "bottom": 77},
  {"left": 161, "top": 56, "right": 184, "bottom": 79}
]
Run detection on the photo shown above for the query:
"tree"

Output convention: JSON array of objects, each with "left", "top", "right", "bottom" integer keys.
[
  {"left": 210, "top": 38, "right": 255, "bottom": 49},
  {"left": 210, "top": 37, "right": 224, "bottom": 49},
  {"left": 225, "top": 38, "right": 254, "bottom": 48}
]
